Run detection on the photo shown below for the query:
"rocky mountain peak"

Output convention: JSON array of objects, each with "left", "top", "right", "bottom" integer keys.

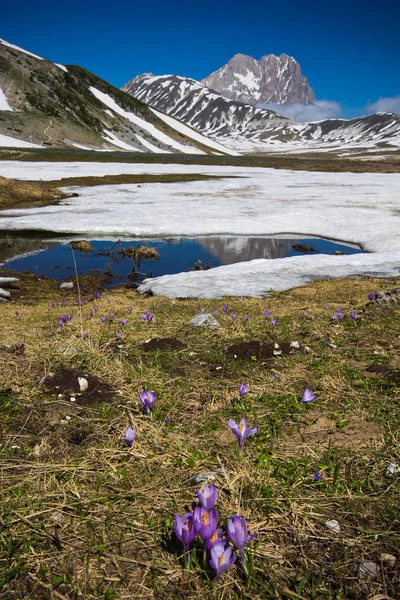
[{"left": 201, "top": 53, "right": 316, "bottom": 106}]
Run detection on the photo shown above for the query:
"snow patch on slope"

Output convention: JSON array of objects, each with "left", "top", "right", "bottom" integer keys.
[
  {"left": 89, "top": 87, "right": 205, "bottom": 154},
  {"left": 0, "top": 133, "right": 41, "bottom": 148},
  {"left": 149, "top": 108, "right": 241, "bottom": 156},
  {"left": 102, "top": 130, "right": 142, "bottom": 151},
  {"left": 0, "top": 38, "right": 44, "bottom": 61},
  {"left": 0, "top": 86, "right": 13, "bottom": 111}
]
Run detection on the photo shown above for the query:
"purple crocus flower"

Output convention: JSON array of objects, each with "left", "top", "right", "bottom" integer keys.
[
  {"left": 273, "top": 373, "right": 279, "bottom": 380},
  {"left": 120, "top": 319, "right": 128, "bottom": 327},
  {"left": 51, "top": 302, "right": 55, "bottom": 308},
  {"left": 209, "top": 541, "right": 236, "bottom": 580},
  {"left": 270, "top": 318, "right": 277, "bottom": 327},
  {"left": 82, "top": 333, "right": 89, "bottom": 339},
  {"left": 93, "top": 292, "right": 99, "bottom": 300},
  {"left": 212, "top": 309, "right": 219, "bottom": 314},
  {"left": 238, "top": 384, "right": 249, "bottom": 398},
  {"left": 93, "top": 306, "right": 98, "bottom": 312},
  {"left": 313, "top": 471, "right": 322, "bottom": 480},
  {"left": 368, "top": 292, "right": 376, "bottom": 301},
  {"left": 200, "top": 307, "right": 205, "bottom": 313},
  {"left": 89, "top": 312, "right": 94, "bottom": 319},
  {"left": 193, "top": 506, "right": 219, "bottom": 541},
  {"left": 127, "top": 307, "right": 132, "bottom": 314},
  {"left": 196, "top": 483, "right": 218, "bottom": 510},
  {"left": 227, "top": 515, "right": 257, "bottom": 555},
  {"left": 263, "top": 310, "right": 271, "bottom": 317},
  {"left": 122, "top": 425, "right": 136, "bottom": 447},
  {"left": 116, "top": 332, "right": 122, "bottom": 341},
  {"left": 139, "top": 390, "right": 156, "bottom": 413},
  {"left": 349, "top": 312, "right": 357, "bottom": 320},
  {"left": 110, "top": 312, "right": 115, "bottom": 319},
  {"left": 100, "top": 317, "right": 107, "bottom": 324},
  {"left": 204, "top": 528, "right": 223, "bottom": 552},
  {"left": 300, "top": 388, "right": 316, "bottom": 403},
  {"left": 141, "top": 312, "right": 154, "bottom": 323},
  {"left": 222, "top": 304, "right": 229, "bottom": 314},
  {"left": 231, "top": 313, "right": 237, "bottom": 321},
  {"left": 228, "top": 418, "right": 258, "bottom": 448},
  {"left": 244, "top": 315, "right": 249, "bottom": 324},
  {"left": 173, "top": 512, "right": 195, "bottom": 568},
  {"left": 324, "top": 305, "right": 329, "bottom": 310},
  {"left": 15, "top": 311, "right": 19, "bottom": 317}
]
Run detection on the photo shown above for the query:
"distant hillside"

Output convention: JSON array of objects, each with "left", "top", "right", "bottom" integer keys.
[
  {"left": 0, "top": 38, "right": 236, "bottom": 155},
  {"left": 122, "top": 73, "right": 400, "bottom": 153}
]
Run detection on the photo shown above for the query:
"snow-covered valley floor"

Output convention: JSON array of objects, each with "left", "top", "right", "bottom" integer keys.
[{"left": 0, "top": 161, "right": 399, "bottom": 297}]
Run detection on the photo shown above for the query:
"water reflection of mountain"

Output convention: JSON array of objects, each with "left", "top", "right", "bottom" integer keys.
[
  {"left": 198, "top": 237, "right": 300, "bottom": 264},
  {"left": 0, "top": 237, "right": 58, "bottom": 264}
]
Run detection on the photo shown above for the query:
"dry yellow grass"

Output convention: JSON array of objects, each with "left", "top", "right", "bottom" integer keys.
[{"left": 0, "top": 273, "right": 399, "bottom": 599}]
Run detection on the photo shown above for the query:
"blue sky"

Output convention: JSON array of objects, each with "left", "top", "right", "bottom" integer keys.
[{"left": 1, "top": 0, "right": 399, "bottom": 118}]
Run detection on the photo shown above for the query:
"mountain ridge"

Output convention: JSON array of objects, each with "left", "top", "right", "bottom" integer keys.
[
  {"left": 201, "top": 52, "right": 316, "bottom": 106},
  {"left": 123, "top": 73, "right": 400, "bottom": 153}
]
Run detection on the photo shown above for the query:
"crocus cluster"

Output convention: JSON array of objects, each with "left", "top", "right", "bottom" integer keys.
[
  {"left": 57, "top": 315, "right": 73, "bottom": 328},
  {"left": 332, "top": 308, "right": 343, "bottom": 321},
  {"left": 173, "top": 484, "right": 256, "bottom": 579},
  {"left": 141, "top": 311, "right": 154, "bottom": 323}
]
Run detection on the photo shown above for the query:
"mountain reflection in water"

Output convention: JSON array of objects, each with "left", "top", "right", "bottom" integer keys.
[{"left": 1, "top": 235, "right": 363, "bottom": 287}]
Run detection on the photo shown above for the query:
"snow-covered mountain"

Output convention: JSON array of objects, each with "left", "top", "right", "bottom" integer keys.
[
  {"left": 122, "top": 73, "right": 400, "bottom": 153},
  {"left": 201, "top": 53, "right": 316, "bottom": 106},
  {"left": 0, "top": 38, "right": 236, "bottom": 155},
  {"left": 122, "top": 74, "right": 292, "bottom": 140}
]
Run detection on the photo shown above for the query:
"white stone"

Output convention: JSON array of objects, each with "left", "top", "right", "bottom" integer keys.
[
  {"left": 188, "top": 313, "right": 220, "bottom": 329},
  {"left": 325, "top": 519, "right": 340, "bottom": 533},
  {"left": 60, "top": 282, "right": 74, "bottom": 289}
]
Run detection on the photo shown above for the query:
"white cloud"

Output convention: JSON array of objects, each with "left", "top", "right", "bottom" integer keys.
[
  {"left": 366, "top": 95, "right": 400, "bottom": 115},
  {"left": 257, "top": 100, "right": 342, "bottom": 122}
]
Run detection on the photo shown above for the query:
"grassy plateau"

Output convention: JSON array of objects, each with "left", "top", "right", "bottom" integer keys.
[{"left": 0, "top": 269, "right": 399, "bottom": 599}]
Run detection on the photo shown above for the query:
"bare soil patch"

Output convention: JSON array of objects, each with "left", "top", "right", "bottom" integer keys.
[
  {"left": 43, "top": 369, "right": 115, "bottom": 405},
  {"left": 280, "top": 412, "right": 384, "bottom": 452},
  {"left": 141, "top": 337, "right": 186, "bottom": 352},
  {"left": 366, "top": 363, "right": 400, "bottom": 386},
  {"left": 226, "top": 340, "right": 301, "bottom": 360}
]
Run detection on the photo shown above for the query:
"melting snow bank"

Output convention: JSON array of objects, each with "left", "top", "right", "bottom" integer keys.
[
  {"left": 138, "top": 252, "right": 400, "bottom": 299},
  {"left": 0, "top": 134, "right": 41, "bottom": 148}
]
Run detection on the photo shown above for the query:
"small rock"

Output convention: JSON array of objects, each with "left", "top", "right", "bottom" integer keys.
[
  {"left": 70, "top": 397, "right": 76, "bottom": 402},
  {"left": 325, "top": 519, "right": 340, "bottom": 533},
  {"left": 188, "top": 313, "right": 220, "bottom": 329},
  {"left": 55, "top": 345, "right": 78, "bottom": 355},
  {"left": 0, "top": 288, "right": 11, "bottom": 299},
  {"left": 355, "top": 560, "right": 380, "bottom": 581},
  {"left": 386, "top": 463, "right": 399, "bottom": 476},
  {"left": 290, "top": 341, "right": 300, "bottom": 349},
  {"left": 0, "top": 277, "right": 19, "bottom": 288},
  {"left": 333, "top": 250, "right": 345, "bottom": 255},
  {"left": 0, "top": 297, "right": 9, "bottom": 304},
  {"left": 188, "top": 469, "right": 223, "bottom": 484},
  {"left": 298, "top": 311, "right": 315, "bottom": 320},
  {"left": 274, "top": 343, "right": 280, "bottom": 349},
  {"left": 273, "top": 350, "right": 282, "bottom": 356},
  {"left": 380, "top": 553, "right": 396, "bottom": 566},
  {"left": 60, "top": 282, "right": 74, "bottom": 289},
  {"left": 78, "top": 377, "right": 88, "bottom": 392}
]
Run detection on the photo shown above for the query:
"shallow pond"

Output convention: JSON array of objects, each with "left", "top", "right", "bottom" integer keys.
[{"left": 0, "top": 234, "right": 363, "bottom": 287}]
